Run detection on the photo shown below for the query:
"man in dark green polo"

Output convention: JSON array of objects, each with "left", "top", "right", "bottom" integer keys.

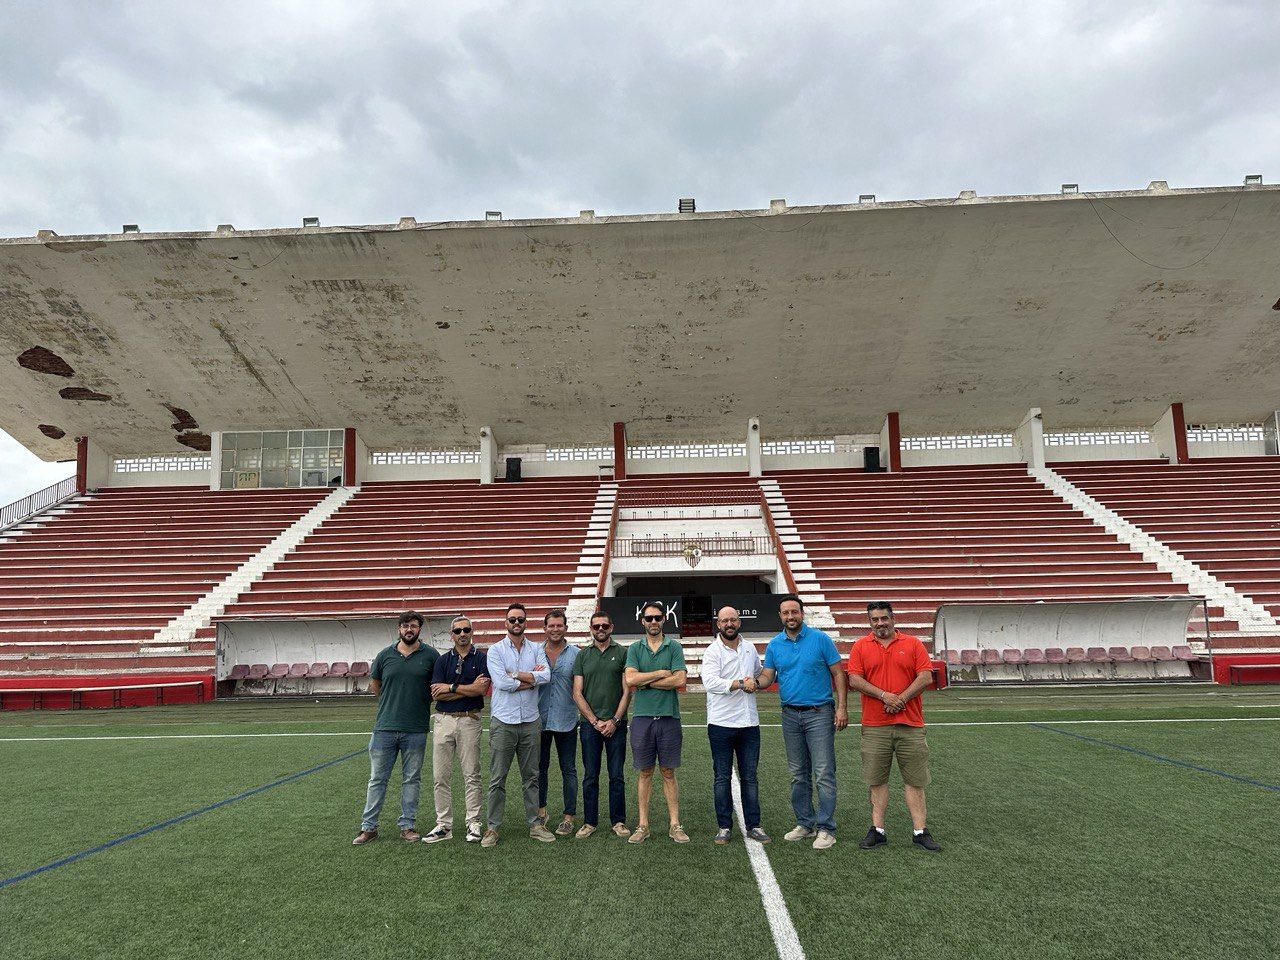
[
  {"left": 571, "top": 609, "right": 633, "bottom": 838},
  {"left": 623, "top": 600, "right": 689, "bottom": 844},
  {"left": 353, "top": 611, "right": 440, "bottom": 845}
]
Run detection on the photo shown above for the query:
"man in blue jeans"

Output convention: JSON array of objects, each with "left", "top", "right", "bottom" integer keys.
[
  {"left": 571, "top": 610, "right": 632, "bottom": 838},
  {"left": 756, "top": 594, "right": 848, "bottom": 850},
  {"left": 536, "top": 608, "right": 580, "bottom": 835},
  {"left": 353, "top": 610, "right": 440, "bottom": 844}
]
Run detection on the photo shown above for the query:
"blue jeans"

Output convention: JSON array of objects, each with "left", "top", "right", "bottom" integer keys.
[
  {"left": 781, "top": 704, "right": 837, "bottom": 834},
  {"left": 538, "top": 727, "right": 579, "bottom": 815},
  {"left": 579, "top": 719, "right": 627, "bottom": 827},
  {"left": 360, "top": 730, "right": 426, "bottom": 832},
  {"left": 708, "top": 724, "right": 761, "bottom": 830}
]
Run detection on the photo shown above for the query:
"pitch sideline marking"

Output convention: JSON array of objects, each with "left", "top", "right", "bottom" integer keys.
[
  {"left": 0, "top": 749, "right": 365, "bottom": 891},
  {"left": 4, "top": 716, "right": 1280, "bottom": 743},
  {"left": 732, "top": 775, "right": 806, "bottom": 960}
]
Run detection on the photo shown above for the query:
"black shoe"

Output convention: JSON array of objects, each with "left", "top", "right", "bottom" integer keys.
[
  {"left": 859, "top": 827, "right": 887, "bottom": 849},
  {"left": 912, "top": 829, "right": 942, "bottom": 852}
]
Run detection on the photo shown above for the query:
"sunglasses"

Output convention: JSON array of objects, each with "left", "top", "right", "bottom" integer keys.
[
  {"left": 507, "top": 616, "right": 527, "bottom": 624},
  {"left": 642, "top": 614, "right": 665, "bottom": 623},
  {"left": 590, "top": 623, "right": 611, "bottom": 630},
  {"left": 452, "top": 626, "right": 473, "bottom": 635}
]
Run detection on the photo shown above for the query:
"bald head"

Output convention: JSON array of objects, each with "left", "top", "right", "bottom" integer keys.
[{"left": 716, "top": 606, "right": 741, "bottom": 642}]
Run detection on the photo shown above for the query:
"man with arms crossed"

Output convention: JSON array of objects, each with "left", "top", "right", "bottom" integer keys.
[
  {"left": 353, "top": 611, "right": 439, "bottom": 845},
  {"left": 756, "top": 594, "right": 848, "bottom": 850},
  {"left": 702, "top": 605, "right": 770, "bottom": 845},
  {"left": 536, "top": 608, "right": 580, "bottom": 836},
  {"left": 572, "top": 609, "right": 632, "bottom": 838},
  {"left": 482, "top": 602, "right": 555, "bottom": 847},
  {"left": 846, "top": 601, "right": 942, "bottom": 852},
  {"left": 423, "top": 615, "right": 490, "bottom": 844},
  {"left": 624, "top": 600, "right": 690, "bottom": 844}
]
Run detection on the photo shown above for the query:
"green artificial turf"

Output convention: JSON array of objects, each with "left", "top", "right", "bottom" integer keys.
[{"left": 1, "top": 685, "right": 1277, "bottom": 960}]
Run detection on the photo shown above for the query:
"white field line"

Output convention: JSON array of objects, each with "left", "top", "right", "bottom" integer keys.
[
  {"left": 732, "top": 774, "right": 805, "bottom": 960},
  {"left": 4, "top": 716, "right": 1280, "bottom": 743}
]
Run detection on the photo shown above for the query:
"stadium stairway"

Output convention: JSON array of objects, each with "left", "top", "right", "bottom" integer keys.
[
  {"left": 0, "top": 486, "right": 332, "bottom": 680},
  {"left": 765, "top": 464, "right": 1238, "bottom": 650},
  {"left": 1051, "top": 457, "right": 1280, "bottom": 651},
  {"left": 212, "top": 477, "right": 605, "bottom": 644}
]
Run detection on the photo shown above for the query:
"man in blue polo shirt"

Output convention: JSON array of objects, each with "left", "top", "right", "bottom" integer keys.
[{"left": 756, "top": 594, "right": 847, "bottom": 850}]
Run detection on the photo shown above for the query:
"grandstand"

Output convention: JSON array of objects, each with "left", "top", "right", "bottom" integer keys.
[{"left": 3, "top": 179, "right": 1280, "bottom": 705}]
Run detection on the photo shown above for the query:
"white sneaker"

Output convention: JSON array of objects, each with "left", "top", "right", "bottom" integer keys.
[
  {"left": 813, "top": 830, "right": 836, "bottom": 850},
  {"left": 784, "top": 825, "right": 816, "bottom": 842},
  {"left": 465, "top": 822, "right": 483, "bottom": 843}
]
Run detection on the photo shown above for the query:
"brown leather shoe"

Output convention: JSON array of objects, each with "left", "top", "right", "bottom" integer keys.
[
  {"left": 400, "top": 828, "right": 422, "bottom": 842},
  {"left": 352, "top": 830, "right": 378, "bottom": 845}
]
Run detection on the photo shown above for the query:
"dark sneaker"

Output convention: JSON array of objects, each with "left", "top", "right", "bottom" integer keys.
[
  {"left": 859, "top": 827, "right": 887, "bottom": 849},
  {"left": 421, "top": 826, "right": 452, "bottom": 844},
  {"left": 746, "top": 827, "right": 771, "bottom": 844},
  {"left": 352, "top": 830, "right": 378, "bottom": 846},
  {"left": 714, "top": 827, "right": 732, "bottom": 845},
  {"left": 912, "top": 829, "right": 942, "bottom": 852}
]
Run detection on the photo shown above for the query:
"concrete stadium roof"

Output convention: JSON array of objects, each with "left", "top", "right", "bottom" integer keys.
[{"left": 2, "top": 181, "right": 1279, "bottom": 461}]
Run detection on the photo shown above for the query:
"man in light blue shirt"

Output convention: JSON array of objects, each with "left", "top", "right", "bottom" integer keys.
[
  {"left": 757, "top": 594, "right": 848, "bottom": 851},
  {"left": 483, "top": 602, "right": 554, "bottom": 847},
  {"left": 536, "top": 608, "right": 581, "bottom": 835}
]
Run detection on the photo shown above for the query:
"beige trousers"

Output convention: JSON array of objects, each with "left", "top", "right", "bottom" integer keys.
[{"left": 432, "top": 712, "right": 483, "bottom": 830}]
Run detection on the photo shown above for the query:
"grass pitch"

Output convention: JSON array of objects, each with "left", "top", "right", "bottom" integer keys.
[{"left": 2, "top": 685, "right": 1278, "bottom": 960}]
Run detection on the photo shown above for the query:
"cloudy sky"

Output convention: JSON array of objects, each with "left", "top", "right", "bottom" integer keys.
[{"left": 1, "top": 0, "right": 1277, "bottom": 504}]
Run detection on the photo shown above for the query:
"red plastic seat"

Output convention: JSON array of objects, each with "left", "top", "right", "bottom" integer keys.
[
  {"left": 1150, "top": 646, "right": 1176, "bottom": 661},
  {"left": 1131, "top": 646, "right": 1154, "bottom": 662},
  {"left": 1172, "top": 645, "right": 1199, "bottom": 661},
  {"left": 349, "top": 661, "right": 371, "bottom": 678},
  {"left": 268, "top": 663, "right": 290, "bottom": 679},
  {"left": 1044, "top": 647, "right": 1067, "bottom": 664},
  {"left": 306, "top": 662, "right": 329, "bottom": 678},
  {"left": 1109, "top": 646, "right": 1134, "bottom": 663},
  {"left": 1064, "top": 647, "right": 1088, "bottom": 663},
  {"left": 981, "top": 649, "right": 1002, "bottom": 666},
  {"left": 1022, "top": 648, "right": 1047, "bottom": 664},
  {"left": 1086, "top": 647, "right": 1111, "bottom": 663},
  {"left": 288, "top": 663, "right": 309, "bottom": 679},
  {"left": 943, "top": 649, "right": 960, "bottom": 666},
  {"left": 1002, "top": 648, "right": 1024, "bottom": 665},
  {"left": 330, "top": 661, "right": 351, "bottom": 677},
  {"left": 228, "top": 664, "right": 250, "bottom": 680},
  {"left": 960, "top": 649, "right": 981, "bottom": 665},
  {"left": 248, "top": 663, "right": 269, "bottom": 680}
]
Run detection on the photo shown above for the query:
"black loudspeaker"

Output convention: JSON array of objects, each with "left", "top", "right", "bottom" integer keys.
[
  {"left": 863, "top": 446, "right": 882, "bottom": 472},
  {"left": 505, "top": 457, "right": 522, "bottom": 482}
]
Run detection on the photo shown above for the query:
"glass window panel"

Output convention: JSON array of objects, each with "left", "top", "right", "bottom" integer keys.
[
  {"left": 302, "top": 470, "right": 327, "bottom": 487},
  {"left": 288, "top": 430, "right": 303, "bottom": 446},
  {"left": 302, "top": 448, "right": 324, "bottom": 470},
  {"left": 221, "top": 450, "right": 235, "bottom": 470},
  {"left": 303, "top": 430, "right": 327, "bottom": 446},
  {"left": 220, "top": 471, "right": 235, "bottom": 489},
  {"left": 262, "top": 449, "right": 288, "bottom": 471},
  {"left": 330, "top": 429, "right": 345, "bottom": 446},
  {"left": 262, "top": 468, "right": 287, "bottom": 488},
  {"left": 328, "top": 447, "right": 343, "bottom": 467},
  {"left": 288, "top": 449, "right": 303, "bottom": 470},
  {"left": 262, "top": 431, "right": 287, "bottom": 449}
]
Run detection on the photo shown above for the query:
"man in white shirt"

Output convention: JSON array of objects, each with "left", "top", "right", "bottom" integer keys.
[{"left": 701, "top": 605, "right": 770, "bottom": 845}]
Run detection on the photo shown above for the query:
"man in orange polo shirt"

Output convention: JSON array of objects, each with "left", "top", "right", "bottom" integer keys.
[{"left": 845, "top": 601, "right": 942, "bottom": 852}]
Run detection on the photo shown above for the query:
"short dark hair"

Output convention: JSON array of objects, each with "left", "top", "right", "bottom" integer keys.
[
  {"left": 398, "top": 610, "right": 424, "bottom": 627},
  {"left": 867, "top": 600, "right": 894, "bottom": 615},
  {"left": 544, "top": 608, "right": 567, "bottom": 626},
  {"left": 639, "top": 600, "right": 666, "bottom": 619},
  {"left": 778, "top": 594, "right": 804, "bottom": 611},
  {"left": 590, "top": 609, "right": 612, "bottom": 624},
  {"left": 506, "top": 602, "right": 527, "bottom": 616}
]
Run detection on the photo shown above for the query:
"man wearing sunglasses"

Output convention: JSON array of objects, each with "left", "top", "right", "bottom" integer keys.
[
  {"left": 624, "top": 600, "right": 690, "bottom": 844},
  {"left": 571, "top": 610, "right": 632, "bottom": 838},
  {"left": 423, "top": 615, "right": 490, "bottom": 844},
  {"left": 482, "top": 602, "right": 554, "bottom": 847}
]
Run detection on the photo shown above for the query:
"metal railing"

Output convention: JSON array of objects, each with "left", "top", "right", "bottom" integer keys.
[
  {"left": 611, "top": 534, "right": 776, "bottom": 559},
  {"left": 0, "top": 475, "right": 77, "bottom": 531}
]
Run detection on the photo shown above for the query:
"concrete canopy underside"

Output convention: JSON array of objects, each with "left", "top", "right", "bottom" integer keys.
[{"left": 2, "top": 184, "right": 1279, "bottom": 461}]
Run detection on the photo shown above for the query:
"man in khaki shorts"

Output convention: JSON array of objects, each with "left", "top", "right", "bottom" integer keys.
[{"left": 844, "top": 601, "right": 942, "bottom": 852}]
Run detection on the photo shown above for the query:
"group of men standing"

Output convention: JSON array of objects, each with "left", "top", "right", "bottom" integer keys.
[{"left": 353, "top": 595, "right": 942, "bottom": 852}]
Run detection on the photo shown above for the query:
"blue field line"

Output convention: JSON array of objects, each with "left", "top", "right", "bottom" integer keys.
[
  {"left": 0, "top": 748, "right": 365, "bottom": 891},
  {"left": 1030, "top": 723, "right": 1280, "bottom": 793}
]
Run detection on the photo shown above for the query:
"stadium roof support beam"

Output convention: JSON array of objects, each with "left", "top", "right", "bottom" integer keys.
[
  {"left": 343, "top": 427, "right": 365, "bottom": 486},
  {"left": 613, "top": 421, "right": 627, "bottom": 481},
  {"left": 747, "top": 417, "right": 762, "bottom": 478},
  {"left": 1151, "top": 403, "right": 1190, "bottom": 464},
  {"left": 480, "top": 426, "right": 498, "bottom": 484},
  {"left": 879, "top": 412, "right": 902, "bottom": 473},
  {"left": 75, "top": 437, "right": 109, "bottom": 494},
  {"left": 1014, "top": 407, "right": 1046, "bottom": 468}
]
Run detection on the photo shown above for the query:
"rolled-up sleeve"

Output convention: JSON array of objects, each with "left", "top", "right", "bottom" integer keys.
[{"left": 488, "top": 645, "right": 521, "bottom": 692}]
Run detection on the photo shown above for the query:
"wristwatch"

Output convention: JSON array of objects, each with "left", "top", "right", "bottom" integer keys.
[{"left": 450, "top": 682, "right": 458, "bottom": 694}]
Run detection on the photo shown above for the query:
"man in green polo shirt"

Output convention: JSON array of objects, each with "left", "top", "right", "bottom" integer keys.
[
  {"left": 623, "top": 600, "right": 689, "bottom": 844},
  {"left": 572, "top": 609, "right": 633, "bottom": 838},
  {"left": 353, "top": 611, "right": 440, "bottom": 845}
]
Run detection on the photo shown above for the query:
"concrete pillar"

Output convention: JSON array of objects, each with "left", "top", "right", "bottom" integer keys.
[
  {"left": 75, "top": 437, "right": 110, "bottom": 493},
  {"left": 1151, "top": 403, "right": 1190, "bottom": 464},
  {"left": 879, "top": 412, "right": 902, "bottom": 472},
  {"left": 1264, "top": 412, "right": 1280, "bottom": 456},
  {"left": 612, "top": 421, "right": 627, "bottom": 481},
  {"left": 746, "top": 417, "right": 762, "bottom": 477},
  {"left": 209, "top": 431, "right": 224, "bottom": 490},
  {"left": 1013, "top": 407, "right": 1046, "bottom": 468},
  {"left": 480, "top": 426, "right": 498, "bottom": 484}
]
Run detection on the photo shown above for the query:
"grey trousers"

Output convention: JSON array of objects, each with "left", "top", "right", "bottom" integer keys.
[{"left": 487, "top": 718, "right": 541, "bottom": 830}]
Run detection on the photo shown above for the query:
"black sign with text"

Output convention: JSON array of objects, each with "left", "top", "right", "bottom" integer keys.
[
  {"left": 712, "top": 595, "right": 785, "bottom": 634},
  {"left": 597, "top": 597, "right": 682, "bottom": 636}
]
